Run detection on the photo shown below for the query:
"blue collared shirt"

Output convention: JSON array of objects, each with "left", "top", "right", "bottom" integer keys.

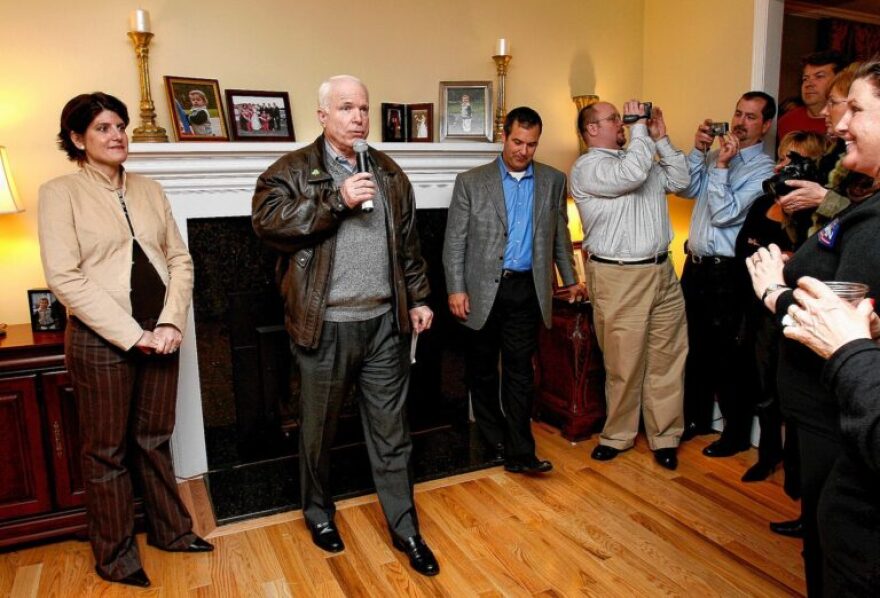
[
  {"left": 679, "top": 141, "right": 775, "bottom": 257},
  {"left": 499, "top": 157, "right": 534, "bottom": 271}
]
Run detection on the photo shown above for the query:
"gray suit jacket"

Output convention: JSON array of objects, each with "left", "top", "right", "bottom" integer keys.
[{"left": 443, "top": 158, "right": 578, "bottom": 330}]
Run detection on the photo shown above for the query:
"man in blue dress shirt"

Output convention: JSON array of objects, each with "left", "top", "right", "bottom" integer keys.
[
  {"left": 678, "top": 91, "right": 777, "bottom": 457},
  {"left": 443, "top": 107, "right": 584, "bottom": 474}
]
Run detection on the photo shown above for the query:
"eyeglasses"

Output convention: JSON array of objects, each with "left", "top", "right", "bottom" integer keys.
[
  {"left": 589, "top": 113, "right": 621, "bottom": 125},
  {"left": 826, "top": 97, "right": 847, "bottom": 108}
]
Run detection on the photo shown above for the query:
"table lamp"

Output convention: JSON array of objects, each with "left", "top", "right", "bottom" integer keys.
[{"left": 0, "top": 145, "right": 24, "bottom": 337}]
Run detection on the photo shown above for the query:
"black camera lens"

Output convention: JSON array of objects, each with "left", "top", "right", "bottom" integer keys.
[{"left": 762, "top": 152, "right": 820, "bottom": 199}]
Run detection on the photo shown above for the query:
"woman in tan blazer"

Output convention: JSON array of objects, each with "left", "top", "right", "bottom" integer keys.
[{"left": 38, "top": 92, "right": 211, "bottom": 588}]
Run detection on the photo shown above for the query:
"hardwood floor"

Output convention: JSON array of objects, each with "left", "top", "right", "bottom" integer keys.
[{"left": 0, "top": 424, "right": 804, "bottom": 597}]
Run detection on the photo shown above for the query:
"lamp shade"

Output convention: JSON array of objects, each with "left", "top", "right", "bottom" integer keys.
[{"left": 0, "top": 146, "right": 24, "bottom": 215}]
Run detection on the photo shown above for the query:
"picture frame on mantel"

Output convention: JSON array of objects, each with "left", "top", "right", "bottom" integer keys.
[
  {"left": 225, "top": 89, "right": 295, "bottom": 142},
  {"left": 439, "top": 81, "right": 493, "bottom": 142},
  {"left": 164, "top": 76, "right": 229, "bottom": 141},
  {"left": 407, "top": 103, "right": 434, "bottom": 143}
]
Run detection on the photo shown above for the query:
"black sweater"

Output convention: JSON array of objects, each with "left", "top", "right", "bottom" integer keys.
[
  {"left": 775, "top": 191, "right": 880, "bottom": 438},
  {"left": 818, "top": 339, "right": 880, "bottom": 593}
]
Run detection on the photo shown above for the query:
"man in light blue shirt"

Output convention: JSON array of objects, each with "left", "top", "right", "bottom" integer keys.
[
  {"left": 444, "top": 107, "right": 583, "bottom": 474},
  {"left": 677, "top": 91, "right": 776, "bottom": 457}
]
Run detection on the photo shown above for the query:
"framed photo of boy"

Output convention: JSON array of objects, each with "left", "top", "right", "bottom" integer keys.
[
  {"left": 381, "top": 103, "right": 406, "bottom": 142},
  {"left": 407, "top": 103, "right": 433, "bottom": 143},
  {"left": 439, "top": 81, "right": 493, "bottom": 142},
  {"left": 164, "top": 76, "right": 229, "bottom": 141},
  {"left": 28, "top": 289, "right": 65, "bottom": 333},
  {"left": 225, "top": 89, "right": 295, "bottom": 142}
]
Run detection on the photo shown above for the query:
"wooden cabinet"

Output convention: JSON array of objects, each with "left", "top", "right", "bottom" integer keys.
[
  {"left": 41, "top": 371, "right": 85, "bottom": 509},
  {"left": 0, "top": 324, "right": 88, "bottom": 548},
  {"left": 533, "top": 298, "right": 606, "bottom": 441},
  {"left": 0, "top": 375, "right": 52, "bottom": 520}
]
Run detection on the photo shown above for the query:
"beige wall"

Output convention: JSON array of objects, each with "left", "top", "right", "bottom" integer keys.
[
  {"left": 643, "top": 0, "right": 759, "bottom": 271},
  {"left": 0, "top": 0, "right": 760, "bottom": 324}
]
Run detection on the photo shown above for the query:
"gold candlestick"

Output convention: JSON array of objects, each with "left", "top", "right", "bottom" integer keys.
[
  {"left": 492, "top": 54, "right": 512, "bottom": 142},
  {"left": 128, "top": 31, "right": 168, "bottom": 143},
  {"left": 572, "top": 94, "right": 599, "bottom": 155}
]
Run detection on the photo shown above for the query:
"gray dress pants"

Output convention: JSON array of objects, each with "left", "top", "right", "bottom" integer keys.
[{"left": 293, "top": 310, "right": 418, "bottom": 539}]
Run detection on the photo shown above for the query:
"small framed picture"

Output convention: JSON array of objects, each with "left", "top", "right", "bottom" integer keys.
[
  {"left": 439, "top": 81, "right": 493, "bottom": 142},
  {"left": 225, "top": 89, "right": 295, "bottom": 142},
  {"left": 164, "top": 76, "right": 229, "bottom": 141},
  {"left": 28, "top": 289, "right": 65, "bottom": 333},
  {"left": 407, "top": 103, "right": 434, "bottom": 143},
  {"left": 381, "top": 103, "right": 407, "bottom": 142}
]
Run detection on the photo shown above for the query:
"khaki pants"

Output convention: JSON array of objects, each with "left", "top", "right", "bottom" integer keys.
[{"left": 587, "top": 259, "right": 687, "bottom": 450}]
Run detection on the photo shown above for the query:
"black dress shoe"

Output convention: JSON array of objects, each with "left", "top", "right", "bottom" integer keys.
[
  {"left": 590, "top": 445, "right": 620, "bottom": 462},
  {"left": 148, "top": 536, "right": 215, "bottom": 552},
  {"left": 310, "top": 521, "right": 345, "bottom": 553},
  {"left": 741, "top": 460, "right": 779, "bottom": 482},
  {"left": 96, "top": 566, "right": 151, "bottom": 588},
  {"left": 654, "top": 448, "right": 678, "bottom": 470},
  {"left": 489, "top": 443, "right": 505, "bottom": 465},
  {"left": 392, "top": 534, "right": 439, "bottom": 576},
  {"left": 702, "top": 438, "right": 751, "bottom": 458},
  {"left": 769, "top": 518, "right": 803, "bottom": 538},
  {"left": 504, "top": 455, "right": 553, "bottom": 474},
  {"left": 681, "top": 422, "right": 714, "bottom": 442}
]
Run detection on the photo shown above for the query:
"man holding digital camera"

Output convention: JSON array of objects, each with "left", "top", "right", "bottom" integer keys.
[
  {"left": 570, "top": 99, "right": 690, "bottom": 470},
  {"left": 677, "top": 92, "right": 776, "bottom": 456}
]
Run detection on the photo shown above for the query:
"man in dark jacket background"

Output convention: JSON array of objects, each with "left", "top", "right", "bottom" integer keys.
[{"left": 252, "top": 74, "right": 438, "bottom": 576}]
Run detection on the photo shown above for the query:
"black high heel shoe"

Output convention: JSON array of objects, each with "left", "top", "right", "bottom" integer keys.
[{"left": 741, "top": 459, "right": 780, "bottom": 482}]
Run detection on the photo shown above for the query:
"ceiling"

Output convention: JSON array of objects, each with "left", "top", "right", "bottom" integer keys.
[{"left": 786, "top": 0, "right": 880, "bottom": 24}]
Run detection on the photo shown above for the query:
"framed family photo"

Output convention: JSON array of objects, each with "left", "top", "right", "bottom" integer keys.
[
  {"left": 381, "top": 103, "right": 406, "bottom": 142},
  {"left": 28, "top": 289, "right": 65, "bottom": 333},
  {"left": 225, "top": 89, "right": 295, "bottom": 141},
  {"left": 164, "top": 76, "right": 229, "bottom": 141},
  {"left": 439, "top": 81, "right": 493, "bottom": 142},
  {"left": 407, "top": 103, "right": 433, "bottom": 143}
]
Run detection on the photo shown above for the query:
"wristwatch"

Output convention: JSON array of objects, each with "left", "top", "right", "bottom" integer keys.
[{"left": 761, "top": 283, "right": 790, "bottom": 304}]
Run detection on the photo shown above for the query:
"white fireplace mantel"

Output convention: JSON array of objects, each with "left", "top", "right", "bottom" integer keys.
[{"left": 126, "top": 141, "right": 500, "bottom": 478}]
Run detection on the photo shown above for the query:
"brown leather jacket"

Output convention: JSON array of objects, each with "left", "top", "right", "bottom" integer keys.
[{"left": 252, "top": 135, "right": 430, "bottom": 349}]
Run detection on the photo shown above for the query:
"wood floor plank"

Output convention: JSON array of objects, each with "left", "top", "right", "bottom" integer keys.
[
  {"left": 0, "top": 424, "right": 806, "bottom": 596},
  {"left": 9, "top": 563, "right": 41, "bottom": 598}
]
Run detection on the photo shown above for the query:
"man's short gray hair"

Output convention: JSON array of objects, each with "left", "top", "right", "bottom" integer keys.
[{"left": 317, "top": 75, "right": 368, "bottom": 109}]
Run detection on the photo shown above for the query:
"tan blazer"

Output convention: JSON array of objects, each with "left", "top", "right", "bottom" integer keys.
[{"left": 38, "top": 163, "right": 193, "bottom": 350}]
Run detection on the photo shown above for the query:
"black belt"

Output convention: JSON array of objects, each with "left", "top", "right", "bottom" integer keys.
[
  {"left": 590, "top": 252, "right": 668, "bottom": 266},
  {"left": 501, "top": 269, "right": 532, "bottom": 279},
  {"left": 687, "top": 253, "right": 735, "bottom": 265}
]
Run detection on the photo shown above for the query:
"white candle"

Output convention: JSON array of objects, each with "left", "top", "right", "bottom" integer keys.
[
  {"left": 130, "top": 9, "right": 151, "bottom": 33},
  {"left": 495, "top": 38, "right": 509, "bottom": 56}
]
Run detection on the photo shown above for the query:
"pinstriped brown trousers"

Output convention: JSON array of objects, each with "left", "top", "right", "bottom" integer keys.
[{"left": 65, "top": 317, "right": 196, "bottom": 580}]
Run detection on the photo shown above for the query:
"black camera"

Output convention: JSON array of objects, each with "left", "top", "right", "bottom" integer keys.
[
  {"left": 622, "top": 102, "right": 652, "bottom": 124},
  {"left": 709, "top": 122, "right": 729, "bottom": 136},
  {"left": 762, "top": 151, "right": 820, "bottom": 199}
]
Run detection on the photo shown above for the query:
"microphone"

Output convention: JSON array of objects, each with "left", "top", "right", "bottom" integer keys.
[{"left": 353, "top": 140, "right": 373, "bottom": 212}]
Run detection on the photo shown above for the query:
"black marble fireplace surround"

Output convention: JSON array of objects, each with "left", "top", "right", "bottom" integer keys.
[{"left": 188, "top": 210, "right": 497, "bottom": 524}]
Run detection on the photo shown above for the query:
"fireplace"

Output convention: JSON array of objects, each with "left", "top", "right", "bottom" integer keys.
[{"left": 126, "top": 141, "right": 501, "bottom": 522}]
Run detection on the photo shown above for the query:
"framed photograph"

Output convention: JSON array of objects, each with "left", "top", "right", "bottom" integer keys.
[
  {"left": 164, "top": 76, "right": 229, "bottom": 141},
  {"left": 381, "top": 103, "right": 406, "bottom": 142},
  {"left": 439, "top": 81, "right": 493, "bottom": 142},
  {"left": 28, "top": 289, "right": 65, "bottom": 333},
  {"left": 407, "top": 103, "right": 434, "bottom": 143},
  {"left": 225, "top": 89, "right": 295, "bottom": 142}
]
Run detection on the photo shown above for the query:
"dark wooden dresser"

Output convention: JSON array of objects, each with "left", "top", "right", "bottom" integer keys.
[
  {"left": 533, "top": 297, "right": 606, "bottom": 441},
  {"left": 0, "top": 324, "right": 86, "bottom": 548}
]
